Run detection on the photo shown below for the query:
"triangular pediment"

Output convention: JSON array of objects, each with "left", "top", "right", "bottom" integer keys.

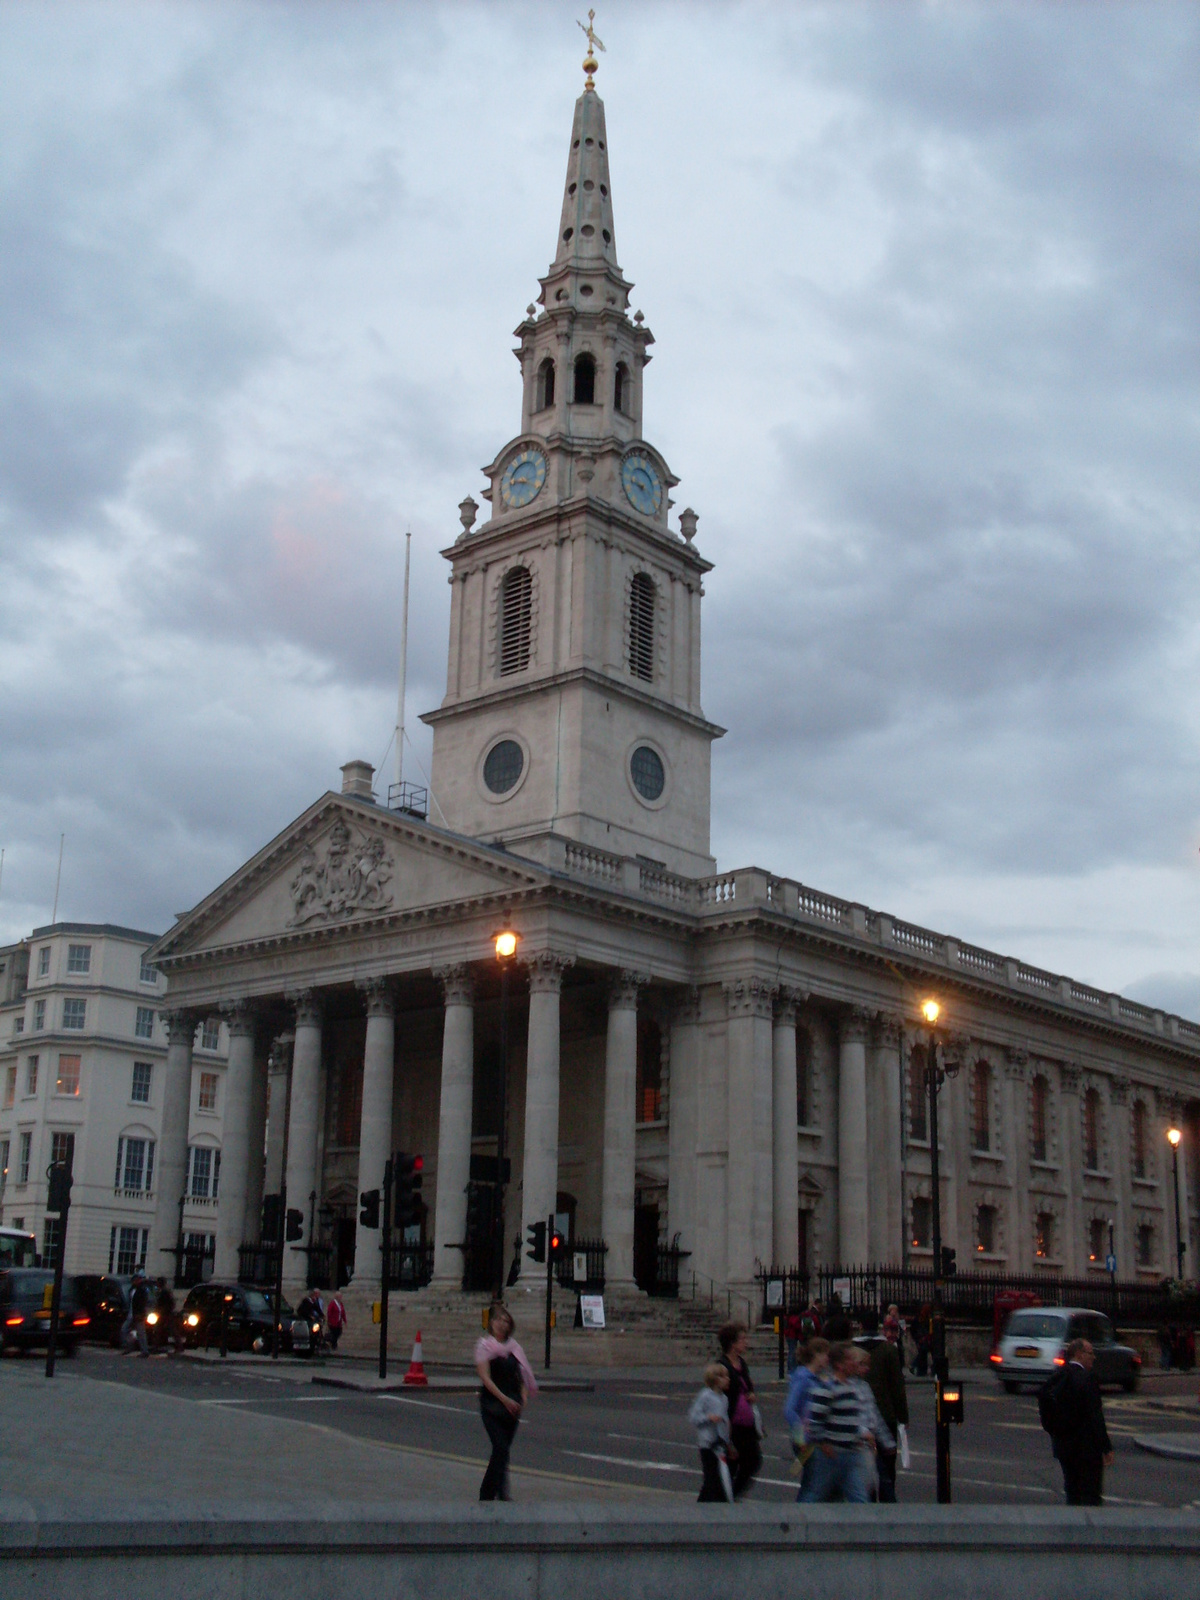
[{"left": 151, "top": 794, "right": 544, "bottom": 962}]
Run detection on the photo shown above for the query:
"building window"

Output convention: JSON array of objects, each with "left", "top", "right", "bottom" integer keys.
[
  {"left": 796, "top": 1027, "right": 812, "bottom": 1125},
  {"left": 1088, "top": 1218, "right": 1106, "bottom": 1263},
  {"left": 629, "top": 744, "right": 665, "bottom": 801},
  {"left": 200, "top": 1019, "right": 220, "bottom": 1051},
  {"left": 12, "top": 1015, "right": 23, "bottom": 1035},
  {"left": 636, "top": 1016, "right": 663, "bottom": 1124},
  {"left": 972, "top": 1061, "right": 991, "bottom": 1152},
  {"left": 18, "top": 1131, "right": 31, "bottom": 1184},
  {"left": 537, "top": 357, "right": 555, "bottom": 410},
  {"left": 50, "top": 1130, "right": 75, "bottom": 1171},
  {"left": 198, "top": 1071, "right": 219, "bottom": 1112},
  {"left": 912, "top": 1196, "right": 932, "bottom": 1249},
  {"left": 483, "top": 739, "right": 524, "bottom": 795},
  {"left": 1035, "top": 1211, "right": 1054, "bottom": 1259},
  {"left": 134, "top": 1006, "right": 155, "bottom": 1040},
  {"left": 1133, "top": 1099, "right": 1148, "bottom": 1179},
  {"left": 909, "top": 1046, "right": 928, "bottom": 1141},
  {"left": 109, "top": 1224, "right": 148, "bottom": 1275},
  {"left": 614, "top": 360, "right": 629, "bottom": 413},
  {"left": 131, "top": 1062, "right": 152, "bottom": 1104},
  {"left": 628, "top": 572, "right": 655, "bottom": 682},
  {"left": 33, "top": 999, "right": 45, "bottom": 1031},
  {"left": 499, "top": 566, "right": 533, "bottom": 675},
  {"left": 139, "top": 954, "right": 157, "bottom": 985},
  {"left": 573, "top": 352, "right": 596, "bottom": 404},
  {"left": 976, "top": 1204, "right": 996, "bottom": 1254},
  {"left": 188, "top": 1145, "right": 221, "bottom": 1200},
  {"left": 67, "top": 944, "right": 91, "bottom": 974},
  {"left": 1030, "top": 1075, "right": 1048, "bottom": 1162},
  {"left": 0, "top": 1139, "right": 8, "bottom": 1188},
  {"left": 115, "top": 1135, "right": 155, "bottom": 1195},
  {"left": 56, "top": 1055, "right": 81, "bottom": 1096},
  {"left": 25, "top": 1056, "right": 38, "bottom": 1096},
  {"left": 62, "top": 998, "right": 86, "bottom": 1030},
  {"left": 1137, "top": 1222, "right": 1154, "bottom": 1268},
  {"left": 38, "top": 947, "right": 50, "bottom": 978},
  {"left": 1084, "top": 1088, "right": 1100, "bottom": 1171},
  {"left": 3, "top": 1065, "right": 14, "bottom": 1109},
  {"left": 43, "top": 1215, "right": 62, "bottom": 1266}
]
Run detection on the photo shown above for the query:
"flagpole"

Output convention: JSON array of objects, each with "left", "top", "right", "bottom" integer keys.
[{"left": 394, "top": 530, "right": 412, "bottom": 801}]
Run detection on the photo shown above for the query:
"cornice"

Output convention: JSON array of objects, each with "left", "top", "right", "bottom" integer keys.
[{"left": 421, "top": 665, "right": 725, "bottom": 739}]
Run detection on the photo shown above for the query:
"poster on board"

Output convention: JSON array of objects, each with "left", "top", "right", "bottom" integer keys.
[{"left": 580, "top": 1294, "right": 606, "bottom": 1330}]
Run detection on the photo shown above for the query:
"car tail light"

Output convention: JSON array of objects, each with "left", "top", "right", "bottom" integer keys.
[
  {"left": 1132, "top": 1354, "right": 1142, "bottom": 1365},
  {"left": 989, "top": 1352, "right": 1002, "bottom": 1363},
  {"left": 73, "top": 1315, "right": 90, "bottom": 1327},
  {"left": 5, "top": 1315, "right": 23, "bottom": 1327},
  {"left": 1053, "top": 1354, "right": 1065, "bottom": 1366}
]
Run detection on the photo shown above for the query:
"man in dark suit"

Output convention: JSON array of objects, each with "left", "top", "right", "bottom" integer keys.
[{"left": 1052, "top": 1337, "right": 1115, "bottom": 1505}]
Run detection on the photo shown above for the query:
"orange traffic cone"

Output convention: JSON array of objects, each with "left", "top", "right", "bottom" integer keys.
[{"left": 403, "top": 1329, "right": 428, "bottom": 1386}]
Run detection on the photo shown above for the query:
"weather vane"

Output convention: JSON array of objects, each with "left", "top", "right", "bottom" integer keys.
[{"left": 578, "top": 9, "right": 605, "bottom": 90}]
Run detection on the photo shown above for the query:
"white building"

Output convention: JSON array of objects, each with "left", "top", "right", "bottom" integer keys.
[{"left": 0, "top": 923, "right": 229, "bottom": 1278}]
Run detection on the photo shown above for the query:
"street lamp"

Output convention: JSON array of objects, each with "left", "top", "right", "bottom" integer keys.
[
  {"left": 492, "top": 925, "right": 520, "bottom": 1298},
  {"left": 1167, "top": 1127, "right": 1185, "bottom": 1280},
  {"left": 921, "top": 996, "right": 959, "bottom": 1504}
]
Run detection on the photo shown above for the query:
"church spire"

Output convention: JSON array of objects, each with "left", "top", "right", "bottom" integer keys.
[{"left": 553, "top": 86, "right": 619, "bottom": 275}]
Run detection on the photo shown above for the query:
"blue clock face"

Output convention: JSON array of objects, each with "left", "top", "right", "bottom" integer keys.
[
  {"left": 500, "top": 448, "right": 547, "bottom": 509},
  {"left": 621, "top": 452, "right": 662, "bottom": 516}
]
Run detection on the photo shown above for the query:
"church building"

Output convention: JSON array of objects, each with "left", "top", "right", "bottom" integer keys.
[{"left": 149, "top": 65, "right": 1200, "bottom": 1312}]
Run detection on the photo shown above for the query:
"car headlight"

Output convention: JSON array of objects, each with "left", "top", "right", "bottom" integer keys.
[
  {"left": 185, "top": 1313, "right": 200, "bottom": 1327},
  {"left": 146, "top": 1311, "right": 159, "bottom": 1325}
]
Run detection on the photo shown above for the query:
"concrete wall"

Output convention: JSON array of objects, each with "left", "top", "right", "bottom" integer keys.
[{"left": 4, "top": 1504, "right": 1200, "bottom": 1600}]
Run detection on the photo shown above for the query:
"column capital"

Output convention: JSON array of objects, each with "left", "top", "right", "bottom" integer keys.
[
  {"left": 220, "top": 999, "right": 257, "bottom": 1040},
  {"left": 872, "top": 1010, "right": 905, "bottom": 1047},
  {"left": 161, "top": 1007, "right": 199, "bottom": 1044},
  {"left": 287, "top": 988, "right": 323, "bottom": 1030},
  {"left": 838, "top": 1004, "right": 872, "bottom": 1046},
  {"left": 608, "top": 970, "right": 649, "bottom": 1011},
  {"left": 356, "top": 976, "right": 396, "bottom": 1018},
  {"left": 773, "top": 984, "right": 809, "bottom": 1026},
  {"left": 267, "top": 1031, "right": 294, "bottom": 1071},
  {"left": 724, "top": 975, "right": 776, "bottom": 1019},
  {"left": 520, "top": 950, "right": 574, "bottom": 993},
  {"left": 433, "top": 963, "right": 475, "bottom": 1007}
]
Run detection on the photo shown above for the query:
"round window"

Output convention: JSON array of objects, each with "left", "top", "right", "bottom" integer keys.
[
  {"left": 630, "top": 745, "right": 665, "bottom": 802},
  {"left": 483, "top": 739, "right": 524, "bottom": 795}
]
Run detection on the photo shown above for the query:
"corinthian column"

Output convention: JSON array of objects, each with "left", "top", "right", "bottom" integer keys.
[
  {"left": 148, "top": 1009, "right": 196, "bottom": 1279},
  {"left": 213, "top": 1004, "right": 256, "bottom": 1280},
  {"left": 838, "top": 1007, "right": 870, "bottom": 1265},
  {"left": 724, "top": 976, "right": 776, "bottom": 1286},
  {"left": 771, "top": 992, "right": 800, "bottom": 1269},
  {"left": 432, "top": 964, "right": 475, "bottom": 1285},
  {"left": 283, "top": 990, "right": 323, "bottom": 1294},
  {"left": 602, "top": 970, "right": 647, "bottom": 1287},
  {"left": 353, "top": 979, "right": 396, "bottom": 1290},
  {"left": 519, "top": 952, "right": 573, "bottom": 1266}
]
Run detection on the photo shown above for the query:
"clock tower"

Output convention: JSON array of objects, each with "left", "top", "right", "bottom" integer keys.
[{"left": 422, "top": 67, "right": 722, "bottom": 878}]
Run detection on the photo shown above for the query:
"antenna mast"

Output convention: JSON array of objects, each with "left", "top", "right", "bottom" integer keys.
[{"left": 394, "top": 529, "right": 412, "bottom": 799}]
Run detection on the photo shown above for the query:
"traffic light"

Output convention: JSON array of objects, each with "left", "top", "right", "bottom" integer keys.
[
  {"left": 46, "top": 1162, "right": 73, "bottom": 1215},
  {"left": 358, "top": 1190, "right": 380, "bottom": 1229},
  {"left": 549, "top": 1226, "right": 564, "bottom": 1262},
  {"left": 941, "top": 1246, "right": 957, "bottom": 1278},
  {"left": 395, "top": 1153, "right": 424, "bottom": 1228},
  {"left": 938, "top": 1383, "right": 965, "bottom": 1425},
  {"left": 286, "top": 1208, "right": 304, "bottom": 1241},
  {"left": 526, "top": 1220, "right": 546, "bottom": 1263}
]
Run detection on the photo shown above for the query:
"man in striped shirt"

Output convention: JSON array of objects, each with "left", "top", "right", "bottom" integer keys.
[{"left": 798, "top": 1342, "right": 874, "bottom": 1503}]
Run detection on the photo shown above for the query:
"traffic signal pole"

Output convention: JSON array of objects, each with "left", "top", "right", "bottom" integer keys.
[
  {"left": 545, "top": 1214, "right": 555, "bottom": 1370},
  {"left": 927, "top": 1027, "right": 951, "bottom": 1504},
  {"left": 44, "top": 1160, "right": 72, "bottom": 1378},
  {"left": 379, "top": 1157, "right": 393, "bottom": 1380}
]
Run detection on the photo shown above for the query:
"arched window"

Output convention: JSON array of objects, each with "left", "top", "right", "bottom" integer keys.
[
  {"left": 909, "top": 1045, "right": 928, "bottom": 1141},
  {"left": 1137, "top": 1221, "right": 1154, "bottom": 1267},
  {"left": 636, "top": 1017, "right": 662, "bottom": 1124},
  {"left": 976, "top": 1204, "right": 996, "bottom": 1254},
  {"left": 537, "top": 358, "right": 555, "bottom": 410},
  {"left": 614, "top": 361, "right": 629, "bottom": 413},
  {"left": 1035, "top": 1211, "right": 1054, "bottom": 1259},
  {"left": 972, "top": 1061, "right": 991, "bottom": 1152},
  {"left": 1133, "top": 1099, "right": 1147, "bottom": 1178},
  {"left": 1031, "top": 1075, "right": 1048, "bottom": 1163},
  {"left": 629, "top": 572, "right": 655, "bottom": 681},
  {"left": 1084, "top": 1087, "right": 1100, "bottom": 1171},
  {"left": 573, "top": 353, "right": 596, "bottom": 404},
  {"left": 1088, "top": 1217, "right": 1105, "bottom": 1262},
  {"left": 796, "top": 1027, "right": 812, "bottom": 1126},
  {"left": 912, "top": 1196, "right": 931, "bottom": 1249},
  {"left": 499, "top": 567, "right": 532, "bottom": 675}
]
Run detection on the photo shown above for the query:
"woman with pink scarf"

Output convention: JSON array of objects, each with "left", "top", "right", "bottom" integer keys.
[{"left": 474, "top": 1303, "right": 538, "bottom": 1500}]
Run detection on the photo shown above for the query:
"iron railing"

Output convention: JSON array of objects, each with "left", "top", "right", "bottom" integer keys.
[
  {"left": 385, "top": 1240, "right": 434, "bottom": 1289},
  {"left": 237, "top": 1240, "right": 332, "bottom": 1290},
  {"left": 641, "top": 1243, "right": 691, "bottom": 1299},
  {"left": 754, "top": 1262, "right": 1189, "bottom": 1328},
  {"left": 554, "top": 1237, "right": 608, "bottom": 1293}
]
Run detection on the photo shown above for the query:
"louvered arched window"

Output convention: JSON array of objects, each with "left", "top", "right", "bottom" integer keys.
[
  {"left": 499, "top": 567, "right": 532, "bottom": 676},
  {"left": 629, "top": 572, "right": 655, "bottom": 681}
]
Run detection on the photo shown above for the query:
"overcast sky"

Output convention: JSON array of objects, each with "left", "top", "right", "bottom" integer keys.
[{"left": 1, "top": 2, "right": 1198, "bottom": 1012}]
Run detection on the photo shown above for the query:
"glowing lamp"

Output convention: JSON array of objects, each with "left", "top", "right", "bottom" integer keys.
[
  {"left": 494, "top": 930, "right": 519, "bottom": 960},
  {"left": 1168, "top": 1127, "right": 1182, "bottom": 1148},
  {"left": 921, "top": 999, "right": 940, "bottom": 1025}
]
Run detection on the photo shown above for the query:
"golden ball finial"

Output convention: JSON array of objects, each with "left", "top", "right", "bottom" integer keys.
[{"left": 578, "top": 9, "right": 605, "bottom": 89}]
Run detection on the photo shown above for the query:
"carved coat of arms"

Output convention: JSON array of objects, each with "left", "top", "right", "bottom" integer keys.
[{"left": 289, "top": 817, "right": 394, "bottom": 926}]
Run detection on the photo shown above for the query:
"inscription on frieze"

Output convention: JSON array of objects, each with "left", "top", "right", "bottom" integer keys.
[{"left": 289, "top": 817, "right": 394, "bottom": 926}]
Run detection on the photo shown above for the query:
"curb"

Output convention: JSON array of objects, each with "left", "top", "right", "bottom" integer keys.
[{"left": 1133, "top": 1433, "right": 1200, "bottom": 1462}]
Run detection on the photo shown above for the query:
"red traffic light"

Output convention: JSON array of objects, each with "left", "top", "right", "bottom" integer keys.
[{"left": 413, "top": 1155, "right": 424, "bottom": 1172}]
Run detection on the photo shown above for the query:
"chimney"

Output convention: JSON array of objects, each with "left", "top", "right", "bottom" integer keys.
[{"left": 340, "top": 760, "right": 375, "bottom": 800}]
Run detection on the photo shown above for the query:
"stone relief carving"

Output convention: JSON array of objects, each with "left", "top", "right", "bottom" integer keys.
[{"left": 289, "top": 817, "right": 394, "bottom": 927}]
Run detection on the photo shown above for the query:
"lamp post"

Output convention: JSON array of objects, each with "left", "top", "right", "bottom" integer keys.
[
  {"left": 1167, "top": 1127, "right": 1185, "bottom": 1280},
  {"left": 493, "top": 926, "right": 520, "bottom": 1299},
  {"left": 922, "top": 997, "right": 958, "bottom": 1504}
]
